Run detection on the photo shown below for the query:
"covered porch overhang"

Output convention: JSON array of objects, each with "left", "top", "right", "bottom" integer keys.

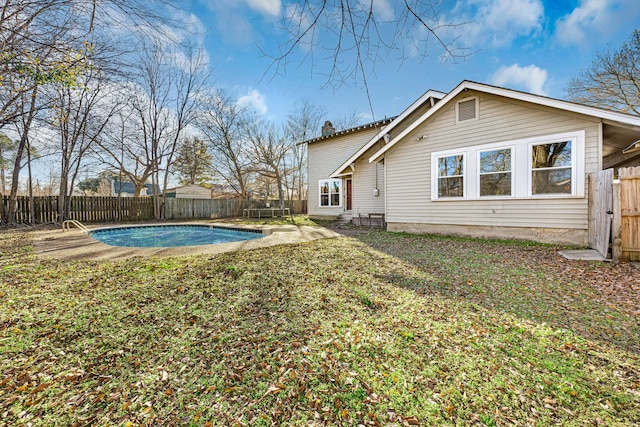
[
  {"left": 602, "top": 120, "right": 640, "bottom": 169},
  {"left": 330, "top": 162, "right": 356, "bottom": 179}
]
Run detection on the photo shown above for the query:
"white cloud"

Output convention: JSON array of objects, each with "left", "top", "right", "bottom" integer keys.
[
  {"left": 370, "top": 0, "right": 395, "bottom": 21},
  {"left": 555, "top": 0, "right": 640, "bottom": 46},
  {"left": 204, "top": 0, "right": 281, "bottom": 45},
  {"left": 245, "top": 0, "right": 281, "bottom": 17},
  {"left": 441, "top": 0, "right": 544, "bottom": 48},
  {"left": 490, "top": 64, "right": 549, "bottom": 95},
  {"left": 237, "top": 89, "right": 268, "bottom": 115}
]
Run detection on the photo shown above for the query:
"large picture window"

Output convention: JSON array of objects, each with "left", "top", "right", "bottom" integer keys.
[
  {"left": 431, "top": 131, "right": 584, "bottom": 201},
  {"left": 319, "top": 179, "right": 341, "bottom": 207},
  {"left": 437, "top": 154, "right": 464, "bottom": 198},
  {"left": 479, "top": 148, "right": 512, "bottom": 196},
  {"left": 531, "top": 141, "right": 572, "bottom": 195}
]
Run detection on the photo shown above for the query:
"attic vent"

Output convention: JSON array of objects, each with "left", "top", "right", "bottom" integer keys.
[{"left": 457, "top": 98, "right": 477, "bottom": 122}]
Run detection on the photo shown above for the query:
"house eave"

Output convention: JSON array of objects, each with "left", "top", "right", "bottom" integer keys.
[
  {"left": 298, "top": 117, "right": 396, "bottom": 146},
  {"left": 331, "top": 89, "right": 447, "bottom": 176},
  {"left": 369, "top": 80, "right": 640, "bottom": 163}
]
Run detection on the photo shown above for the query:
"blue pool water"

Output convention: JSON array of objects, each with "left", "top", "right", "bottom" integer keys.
[{"left": 90, "top": 225, "right": 263, "bottom": 248}]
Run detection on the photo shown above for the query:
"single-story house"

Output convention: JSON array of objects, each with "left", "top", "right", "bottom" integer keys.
[
  {"left": 164, "top": 184, "right": 212, "bottom": 199},
  {"left": 303, "top": 80, "right": 640, "bottom": 246}
]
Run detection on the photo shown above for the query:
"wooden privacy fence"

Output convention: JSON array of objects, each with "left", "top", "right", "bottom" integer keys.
[
  {"left": 162, "top": 199, "right": 307, "bottom": 220},
  {"left": 613, "top": 167, "right": 640, "bottom": 262},
  {"left": 588, "top": 169, "right": 614, "bottom": 258},
  {"left": 1, "top": 196, "right": 307, "bottom": 225}
]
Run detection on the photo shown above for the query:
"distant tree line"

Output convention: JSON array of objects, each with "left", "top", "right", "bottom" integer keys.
[{"left": 0, "top": 0, "right": 359, "bottom": 226}]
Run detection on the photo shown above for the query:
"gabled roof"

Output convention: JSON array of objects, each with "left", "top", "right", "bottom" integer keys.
[
  {"left": 369, "top": 80, "right": 640, "bottom": 163},
  {"left": 331, "top": 89, "right": 446, "bottom": 177},
  {"left": 299, "top": 117, "right": 396, "bottom": 146}
]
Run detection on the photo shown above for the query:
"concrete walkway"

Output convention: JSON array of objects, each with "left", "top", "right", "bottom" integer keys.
[
  {"left": 558, "top": 249, "right": 609, "bottom": 261},
  {"left": 34, "top": 222, "right": 340, "bottom": 261}
]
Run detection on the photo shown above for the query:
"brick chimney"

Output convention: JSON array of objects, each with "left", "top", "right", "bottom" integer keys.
[{"left": 321, "top": 120, "right": 335, "bottom": 137}]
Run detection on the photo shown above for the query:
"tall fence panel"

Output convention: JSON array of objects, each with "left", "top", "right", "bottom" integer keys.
[
  {"left": 588, "top": 169, "right": 613, "bottom": 258},
  {"left": 163, "top": 198, "right": 251, "bottom": 220},
  {"left": 618, "top": 166, "right": 640, "bottom": 262}
]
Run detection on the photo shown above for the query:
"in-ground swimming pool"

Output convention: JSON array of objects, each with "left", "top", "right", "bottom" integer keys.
[{"left": 90, "top": 224, "right": 263, "bottom": 248}]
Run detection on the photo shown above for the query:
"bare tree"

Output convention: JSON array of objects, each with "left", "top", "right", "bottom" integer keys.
[
  {"left": 285, "top": 101, "right": 326, "bottom": 200},
  {"left": 1, "top": 0, "right": 188, "bottom": 225},
  {"left": 158, "top": 46, "right": 208, "bottom": 218},
  {"left": 247, "top": 121, "right": 290, "bottom": 205},
  {"left": 4, "top": 85, "right": 39, "bottom": 225},
  {"left": 95, "top": 42, "right": 207, "bottom": 219},
  {"left": 0, "top": 1, "right": 82, "bottom": 130},
  {"left": 264, "top": 1, "right": 468, "bottom": 111},
  {"left": 567, "top": 29, "right": 640, "bottom": 115},
  {"left": 96, "top": 108, "right": 155, "bottom": 198},
  {"left": 50, "top": 66, "right": 121, "bottom": 221},
  {"left": 198, "top": 89, "right": 254, "bottom": 199}
]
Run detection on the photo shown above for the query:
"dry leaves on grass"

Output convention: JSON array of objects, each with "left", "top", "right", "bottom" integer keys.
[{"left": 0, "top": 230, "right": 639, "bottom": 426}]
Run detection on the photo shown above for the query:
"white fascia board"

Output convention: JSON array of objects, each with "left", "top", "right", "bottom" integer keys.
[
  {"left": 369, "top": 83, "right": 469, "bottom": 163},
  {"left": 369, "top": 80, "right": 640, "bottom": 163},
  {"left": 331, "top": 89, "right": 446, "bottom": 177},
  {"left": 467, "top": 82, "right": 640, "bottom": 126}
]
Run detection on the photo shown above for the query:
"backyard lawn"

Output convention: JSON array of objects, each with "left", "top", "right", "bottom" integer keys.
[{"left": 1, "top": 226, "right": 639, "bottom": 426}]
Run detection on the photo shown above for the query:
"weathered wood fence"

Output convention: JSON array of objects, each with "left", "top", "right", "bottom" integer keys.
[
  {"left": 588, "top": 169, "right": 613, "bottom": 258},
  {"left": 1, "top": 196, "right": 307, "bottom": 225},
  {"left": 613, "top": 167, "right": 640, "bottom": 262}
]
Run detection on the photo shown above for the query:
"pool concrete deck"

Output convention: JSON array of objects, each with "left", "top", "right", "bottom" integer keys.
[{"left": 34, "top": 222, "right": 341, "bottom": 261}]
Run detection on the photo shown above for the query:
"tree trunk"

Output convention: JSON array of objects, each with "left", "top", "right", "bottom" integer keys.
[
  {"left": 27, "top": 142, "right": 35, "bottom": 224},
  {"left": 7, "top": 88, "right": 38, "bottom": 226}
]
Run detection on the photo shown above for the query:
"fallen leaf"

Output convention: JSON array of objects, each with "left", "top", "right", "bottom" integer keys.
[{"left": 31, "top": 383, "right": 51, "bottom": 394}]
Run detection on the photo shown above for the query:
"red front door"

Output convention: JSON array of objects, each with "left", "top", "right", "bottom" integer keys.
[{"left": 346, "top": 179, "right": 352, "bottom": 211}]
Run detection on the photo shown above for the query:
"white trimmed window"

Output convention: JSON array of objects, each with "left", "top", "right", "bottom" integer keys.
[
  {"left": 319, "top": 179, "right": 341, "bottom": 207},
  {"left": 431, "top": 131, "right": 585, "bottom": 201},
  {"left": 530, "top": 141, "right": 572, "bottom": 195},
  {"left": 436, "top": 154, "right": 465, "bottom": 198},
  {"left": 479, "top": 147, "right": 512, "bottom": 196}
]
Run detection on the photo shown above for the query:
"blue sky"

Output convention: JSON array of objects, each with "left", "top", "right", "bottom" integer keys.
[{"left": 179, "top": 0, "right": 639, "bottom": 128}]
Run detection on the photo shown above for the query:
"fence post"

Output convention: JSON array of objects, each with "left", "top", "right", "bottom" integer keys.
[{"left": 612, "top": 181, "right": 622, "bottom": 261}]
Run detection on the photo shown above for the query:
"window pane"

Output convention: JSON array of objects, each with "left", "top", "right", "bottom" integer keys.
[
  {"left": 480, "top": 149, "right": 511, "bottom": 173},
  {"left": 480, "top": 172, "right": 512, "bottom": 196},
  {"left": 319, "top": 179, "right": 341, "bottom": 207},
  {"left": 438, "top": 177, "right": 463, "bottom": 197},
  {"left": 438, "top": 155, "right": 463, "bottom": 177},
  {"left": 532, "top": 168, "right": 572, "bottom": 194},
  {"left": 532, "top": 141, "right": 571, "bottom": 169}
]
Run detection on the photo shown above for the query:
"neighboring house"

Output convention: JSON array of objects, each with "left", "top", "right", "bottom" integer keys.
[
  {"left": 303, "top": 80, "right": 640, "bottom": 246},
  {"left": 112, "top": 182, "right": 159, "bottom": 197},
  {"left": 164, "top": 184, "right": 212, "bottom": 199}
]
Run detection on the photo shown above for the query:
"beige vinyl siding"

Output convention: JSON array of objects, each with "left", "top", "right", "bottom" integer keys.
[
  {"left": 173, "top": 185, "right": 212, "bottom": 199},
  {"left": 351, "top": 145, "right": 385, "bottom": 215},
  {"left": 308, "top": 128, "right": 379, "bottom": 216},
  {"left": 385, "top": 91, "right": 600, "bottom": 234},
  {"left": 388, "top": 101, "right": 436, "bottom": 139}
]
